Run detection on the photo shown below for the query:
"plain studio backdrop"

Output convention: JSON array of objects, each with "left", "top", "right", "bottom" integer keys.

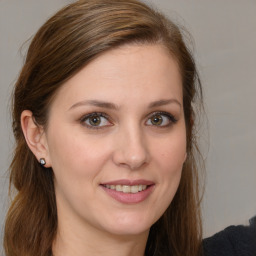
[{"left": 0, "top": 0, "right": 255, "bottom": 246}]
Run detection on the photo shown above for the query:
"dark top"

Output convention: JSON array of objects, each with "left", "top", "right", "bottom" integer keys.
[{"left": 203, "top": 216, "right": 256, "bottom": 256}]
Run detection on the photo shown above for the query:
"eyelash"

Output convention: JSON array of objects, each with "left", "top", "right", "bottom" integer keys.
[
  {"left": 80, "top": 112, "right": 112, "bottom": 130},
  {"left": 80, "top": 111, "right": 177, "bottom": 130},
  {"left": 146, "top": 111, "right": 178, "bottom": 128}
]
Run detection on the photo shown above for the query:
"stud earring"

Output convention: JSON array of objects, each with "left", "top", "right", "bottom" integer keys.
[{"left": 39, "top": 158, "right": 46, "bottom": 166}]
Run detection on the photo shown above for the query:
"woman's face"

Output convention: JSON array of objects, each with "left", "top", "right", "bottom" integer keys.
[{"left": 44, "top": 44, "right": 186, "bottom": 237}]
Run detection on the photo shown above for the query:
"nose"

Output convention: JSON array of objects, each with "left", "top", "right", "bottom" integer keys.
[{"left": 112, "top": 126, "right": 150, "bottom": 170}]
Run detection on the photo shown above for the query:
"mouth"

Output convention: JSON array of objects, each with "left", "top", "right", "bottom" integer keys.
[
  {"left": 100, "top": 179, "right": 155, "bottom": 203},
  {"left": 102, "top": 184, "right": 148, "bottom": 193}
]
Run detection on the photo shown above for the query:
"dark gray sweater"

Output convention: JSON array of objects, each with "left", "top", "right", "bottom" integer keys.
[{"left": 203, "top": 216, "right": 256, "bottom": 256}]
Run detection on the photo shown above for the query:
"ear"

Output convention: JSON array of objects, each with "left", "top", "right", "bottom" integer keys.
[{"left": 21, "top": 110, "right": 51, "bottom": 168}]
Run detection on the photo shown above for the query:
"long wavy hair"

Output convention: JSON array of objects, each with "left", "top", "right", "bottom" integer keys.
[{"left": 4, "top": 0, "right": 204, "bottom": 255}]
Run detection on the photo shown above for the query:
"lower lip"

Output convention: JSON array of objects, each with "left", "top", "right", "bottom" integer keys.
[{"left": 101, "top": 185, "right": 155, "bottom": 204}]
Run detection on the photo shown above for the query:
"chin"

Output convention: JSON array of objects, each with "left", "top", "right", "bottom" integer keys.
[
  {"left": 107, "top": 225, "right": 150, "bottom": 237},
  {"left": 100, "top": 213, "right": 155, "bottom": 236}
]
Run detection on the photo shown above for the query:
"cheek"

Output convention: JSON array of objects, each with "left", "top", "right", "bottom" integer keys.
[
  {"left": 158, "top": 145, "right": 185, "bottom": 191},
  {"left": 155, "top": 131, "right": 186, "bottom": 173},
  {"left": 152, "top": 128, "right": 186, "bottom": 195},
  {"left": 46, "top": 128, "right": 113, "bottom": 210},
  {"left": 145, "top": 131, "right": 186, "bottom": 221},
  {"left": 47, "top": 126, "right": 111, "bottom": 183}
]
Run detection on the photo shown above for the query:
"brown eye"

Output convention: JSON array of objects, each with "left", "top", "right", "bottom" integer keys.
[
  {"left": 89, "top": 115, "right": 101, "bottom": 126},
  {"left": 81, "top": 113, "right": 112, "bottom": 129},
  {"left": 146, "top": 112, "right": 177, "bottom": 127},
  {"left": 150, "top": 114, "right": 163, "bottom": 126}
]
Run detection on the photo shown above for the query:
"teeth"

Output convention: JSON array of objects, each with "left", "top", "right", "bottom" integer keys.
[
  {"left": 123, "top": 185, "right": 131, "bottom": 193},
  {"left": 130, "top": 185, "right": 138, "bottom": 193},
  {"left": 116, "top": 185, "right": 122, "bottom": 191},
  {"left": 103, "top": 184, "right": 148, "bottom": 193}
]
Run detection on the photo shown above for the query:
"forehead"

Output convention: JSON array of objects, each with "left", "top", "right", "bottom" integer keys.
[{"left": 50, "top": 44, "right": 183, "bottom": 111}]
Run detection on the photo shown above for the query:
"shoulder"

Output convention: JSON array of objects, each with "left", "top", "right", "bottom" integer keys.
[{"left": 203, "top": 216, "right": 256, "bottom": 256}]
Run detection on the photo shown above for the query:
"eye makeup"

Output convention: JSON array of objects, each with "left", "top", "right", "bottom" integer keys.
[
  {"left": 146, "top": 111, "right": 178, "bottom": 128},
  {"left": 80, "top": 112, "right": 113, "bottom": 130},
  {"left": 79, "top": 110, "right": 178, "bottom": 131}
]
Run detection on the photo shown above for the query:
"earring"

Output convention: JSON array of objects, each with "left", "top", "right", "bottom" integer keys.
[{"left": 39, "top": 158, "right": 46, "bottom": 166}]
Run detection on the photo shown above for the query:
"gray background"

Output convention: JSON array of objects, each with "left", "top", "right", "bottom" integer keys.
[{"left": 0, "top": 0, "right": 255, "bottom": 245}]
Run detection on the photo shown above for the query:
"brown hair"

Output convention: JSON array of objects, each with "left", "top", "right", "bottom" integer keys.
[{"left": 4, "top": 0, "right": 204, "bottom": 255}]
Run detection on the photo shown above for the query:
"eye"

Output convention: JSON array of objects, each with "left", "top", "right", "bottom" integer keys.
[
  {"left": 146, "top": 112, "right": 177, "bottom": 127},
  {"left": 81, "top": 113, "right": 112, "bottom": 129}
]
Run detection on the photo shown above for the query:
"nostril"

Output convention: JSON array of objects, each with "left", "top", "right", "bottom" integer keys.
[
  {"left": 112, "top": 151, "right": 149, "bottom": 170},
  {"left": 116, "top": 156, "right": 148, "bottom": 170}
]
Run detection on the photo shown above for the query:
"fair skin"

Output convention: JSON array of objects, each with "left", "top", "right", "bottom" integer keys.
[{"left": 21, "top": 44, "right": 187, "bottom": 256}]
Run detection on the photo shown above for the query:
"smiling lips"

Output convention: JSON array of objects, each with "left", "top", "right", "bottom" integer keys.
[
  {"left": 103, "top": 184, "right": 148, "bottom": 193},
  {"left": 101, "top": 179, "right": 155, "bottom": 204}
]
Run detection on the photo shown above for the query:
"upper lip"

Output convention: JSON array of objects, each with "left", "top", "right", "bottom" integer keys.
[{"left": 101, "top": 179, "right": 154, "bottom": 186}]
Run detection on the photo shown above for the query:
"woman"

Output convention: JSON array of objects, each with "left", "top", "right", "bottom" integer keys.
[{"left": 4, "top": 0, "right": 204, "bottom": 255}]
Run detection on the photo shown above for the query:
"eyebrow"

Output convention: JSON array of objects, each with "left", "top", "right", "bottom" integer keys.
[
  {"left": 69, "top": 100, "right": 119, "bottom": 111},
  {"left": 69, "top": 98, "right": 181, "bottom": 111},
  {"left": 148, "top": 99, "right": 181, "bottom": 108}
]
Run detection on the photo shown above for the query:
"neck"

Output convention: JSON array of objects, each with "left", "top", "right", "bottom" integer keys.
[{"left": 52, "top": 216, "right": 149, "bottom": 256}]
